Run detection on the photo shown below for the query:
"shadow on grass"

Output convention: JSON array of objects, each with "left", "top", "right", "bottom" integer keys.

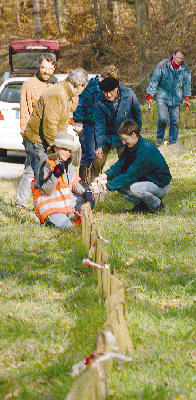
[
  {"left": 0, "top": 195, "right": 96, "bottom": 291},
  {"left": 0, "top": 234, "right": 95, "bottom": 291},
  {"left": 0, "top": 285, "right": 105, "bottom": 400},
  {"left": 0, "top": 192, "right": 106, "bottom": 398}
]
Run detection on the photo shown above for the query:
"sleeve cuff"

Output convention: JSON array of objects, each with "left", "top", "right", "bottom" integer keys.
[{"left": 146, "top": 94, "right": 154, "bottom": 101}]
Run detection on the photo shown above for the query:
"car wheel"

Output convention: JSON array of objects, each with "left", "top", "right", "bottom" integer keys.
[{"left": 0, "top": 149, "right": 7, "bottom": 157}]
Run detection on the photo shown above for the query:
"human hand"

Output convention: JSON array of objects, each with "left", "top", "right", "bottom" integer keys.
[
  {"left": 53, "top": 162, "right": 65, "bottom": 178},
  {"left": 96, "top": 147, "right": 103, "bottom": 158}
]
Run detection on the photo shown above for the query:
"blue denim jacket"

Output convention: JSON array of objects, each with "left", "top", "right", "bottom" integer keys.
[
  {"left": 94, "top": 85, "right": 142, "bottom": 148},
  {"left": 146, "top": 56, "right": 191, "bottom": 106}
]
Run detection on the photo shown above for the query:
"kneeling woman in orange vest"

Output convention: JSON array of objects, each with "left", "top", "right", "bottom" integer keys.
[{"left": 31, "top": 128, "right": 95, "bottom": 229}]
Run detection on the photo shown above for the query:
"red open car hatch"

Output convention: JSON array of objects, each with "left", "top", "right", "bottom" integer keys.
[{"left": 9, "top": 39, "right": 60, "bottom": 77}]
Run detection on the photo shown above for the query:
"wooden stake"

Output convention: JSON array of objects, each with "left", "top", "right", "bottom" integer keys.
[
  {"left": 104, "top": 303, "right": 133, "bottom": 353},
  {"left": 110, "top": 275, "right": 124, "bottom": 295},
  {"left": 100, "top": 249, "right": 109, "bottom": 297},
  {"left": 85, "top": 218, "right": 91, "bottom": 249},
  {"left": 81, "top": 203, "right": 91, "bottom": 248},
  {"left": 89, "top": 231, "right": 98, "bottom": 261},
  {"left": 96, "top": 239, "right": 102, "bottom": 293}
]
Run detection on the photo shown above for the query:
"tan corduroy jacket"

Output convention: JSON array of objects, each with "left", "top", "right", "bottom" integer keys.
[
  {"left": 20, "top": 76, "right": 55, "bottom": 135},
  {"left": 23, "top": 81, "right": 77, "bottom": 147}
]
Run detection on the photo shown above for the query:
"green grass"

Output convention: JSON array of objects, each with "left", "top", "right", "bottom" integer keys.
[
  {"left": 0, "top": 114, "right": 195, "bottom": 399},
  {"left": 94, "top": 148, "right": 196, "bottom": 400},
  {"left": 0, "top": 182, "right": 105, "bottom": 399}
]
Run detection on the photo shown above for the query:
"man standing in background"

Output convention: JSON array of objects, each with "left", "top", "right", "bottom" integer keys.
[
  {"left": 73, "top": 65, "right": 119, "bottom": 184},
  {"left": 91, "top": 77, "right": 142, "bottom": 180},
  {"left": 16, "top": 53, "right": 57, "bottom": 209},
  {"left": 146, "top": 49, "right": 191, "bottom": 145}
]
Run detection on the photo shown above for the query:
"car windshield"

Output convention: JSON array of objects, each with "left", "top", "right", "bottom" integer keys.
[{"left": 0, "top": 82, "right": 23, "bottom": 103}]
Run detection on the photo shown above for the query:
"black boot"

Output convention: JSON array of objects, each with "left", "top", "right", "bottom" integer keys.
[
  {"left": 79, "top": 166, "right": 87, "bottom": 181},
  {"left": 131, "top": 202, "right": 150, "bottom": 213}
]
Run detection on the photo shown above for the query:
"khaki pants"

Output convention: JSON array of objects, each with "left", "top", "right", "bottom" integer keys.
[{"left": 90, "top": 143, "right": 124, "bottom": 181}]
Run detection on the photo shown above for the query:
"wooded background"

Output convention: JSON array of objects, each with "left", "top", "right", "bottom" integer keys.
[{"left": 0, "top": 0, "right": 195, "bottom": 98}]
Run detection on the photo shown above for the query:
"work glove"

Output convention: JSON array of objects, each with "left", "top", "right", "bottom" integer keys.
[
  {"left": 83, "top": 190, "right": 95, "bottom": 210},
  {"left": 53, "top": 161, "right": 65, "bottom": 178},
  {"left": 145, "top": 94, "right": 154, "bottom": 102},
  {"left": 184, "top": 96, "right": 190, "bottom": 109}
]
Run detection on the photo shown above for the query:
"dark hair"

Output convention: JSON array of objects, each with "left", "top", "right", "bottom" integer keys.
[
  {"left": 118, "top": 120, "right": 140, "bottom": 137},
  {"left": 173, "top": 49, "right": 186, "bottom": 57},
  {"left": 39, "top": 53, "right": 57, "bottom": 66}
]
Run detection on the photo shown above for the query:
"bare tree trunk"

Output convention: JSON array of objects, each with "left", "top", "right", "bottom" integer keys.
[
  {"left": 134, "top": 0, "right": 149, "bottom": 79},
  {"left": 54, "top": 0, "right": 63, "bottom": 33},
  {"left": 92, "top": 0, "right": 103, "bottom": 42},
  {"left": 32, "top": 0, "right": 42, "bottom": 34},
  {"left": 15, "top": 0, "right": 21, "bottom": 28},
  {"left": 162, "top": 0, "right": 169, "bottom": 19},
  {"left": 106, "top": 0, "right": 115, "bottom": 34},
  {"left": 112, "top": 1, "right": 120, "bottom": 24},
  {"left": 107, "top": 0, "right": 121, "bottom": 27}
]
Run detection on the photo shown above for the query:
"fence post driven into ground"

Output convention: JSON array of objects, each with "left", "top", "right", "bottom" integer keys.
[
  {"left": 81, "top": 202, "right": 92, "bottom": 248},
  {"left": 66, "top": 202, "right": 133, "bottom": 400}
]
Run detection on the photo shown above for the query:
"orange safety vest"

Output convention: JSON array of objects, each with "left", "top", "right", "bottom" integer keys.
[{"left": 31, "top": 159, "right": 80, "bottom": 224}]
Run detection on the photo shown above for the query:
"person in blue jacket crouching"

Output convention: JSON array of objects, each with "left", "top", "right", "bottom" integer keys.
[{"left": 105, "top": 119, "right": 172, "bottom": 213}]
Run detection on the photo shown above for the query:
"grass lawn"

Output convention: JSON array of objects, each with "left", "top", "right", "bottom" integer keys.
[
  {"left": 95, "top": 145, "right": 196, "bottom": 400},
  {"left": 0, "top": 105, "right": 195, "bottom": 399},
  {"left": 0, "top": 185, "right": 105, "bottom": 399}
]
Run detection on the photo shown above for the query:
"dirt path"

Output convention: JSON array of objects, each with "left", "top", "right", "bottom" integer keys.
[{"left": 0, "top": 152, "right": 25, "bottom": 179}]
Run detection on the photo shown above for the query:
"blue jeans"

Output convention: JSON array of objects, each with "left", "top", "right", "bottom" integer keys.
[
  {"left": 46, "top": 213, "right": 73, "bottom": 229},
  {"left": 16, "top": 145, "right": 35, "bottom": 207},
  {"left": 156, "top": 102, "right": 180, "bottom": 144},
  {"left": 24, "top": 139, "right": 47, "bottom": 181},
  {"left": 80, "top": 123, "right": 95, "bottom": 167},
  {"left": 44, "top": 194, "right": 85, "bottom": 229},
  {"left": 118, "top": 181, "right": 169, "bottom": 209}
]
